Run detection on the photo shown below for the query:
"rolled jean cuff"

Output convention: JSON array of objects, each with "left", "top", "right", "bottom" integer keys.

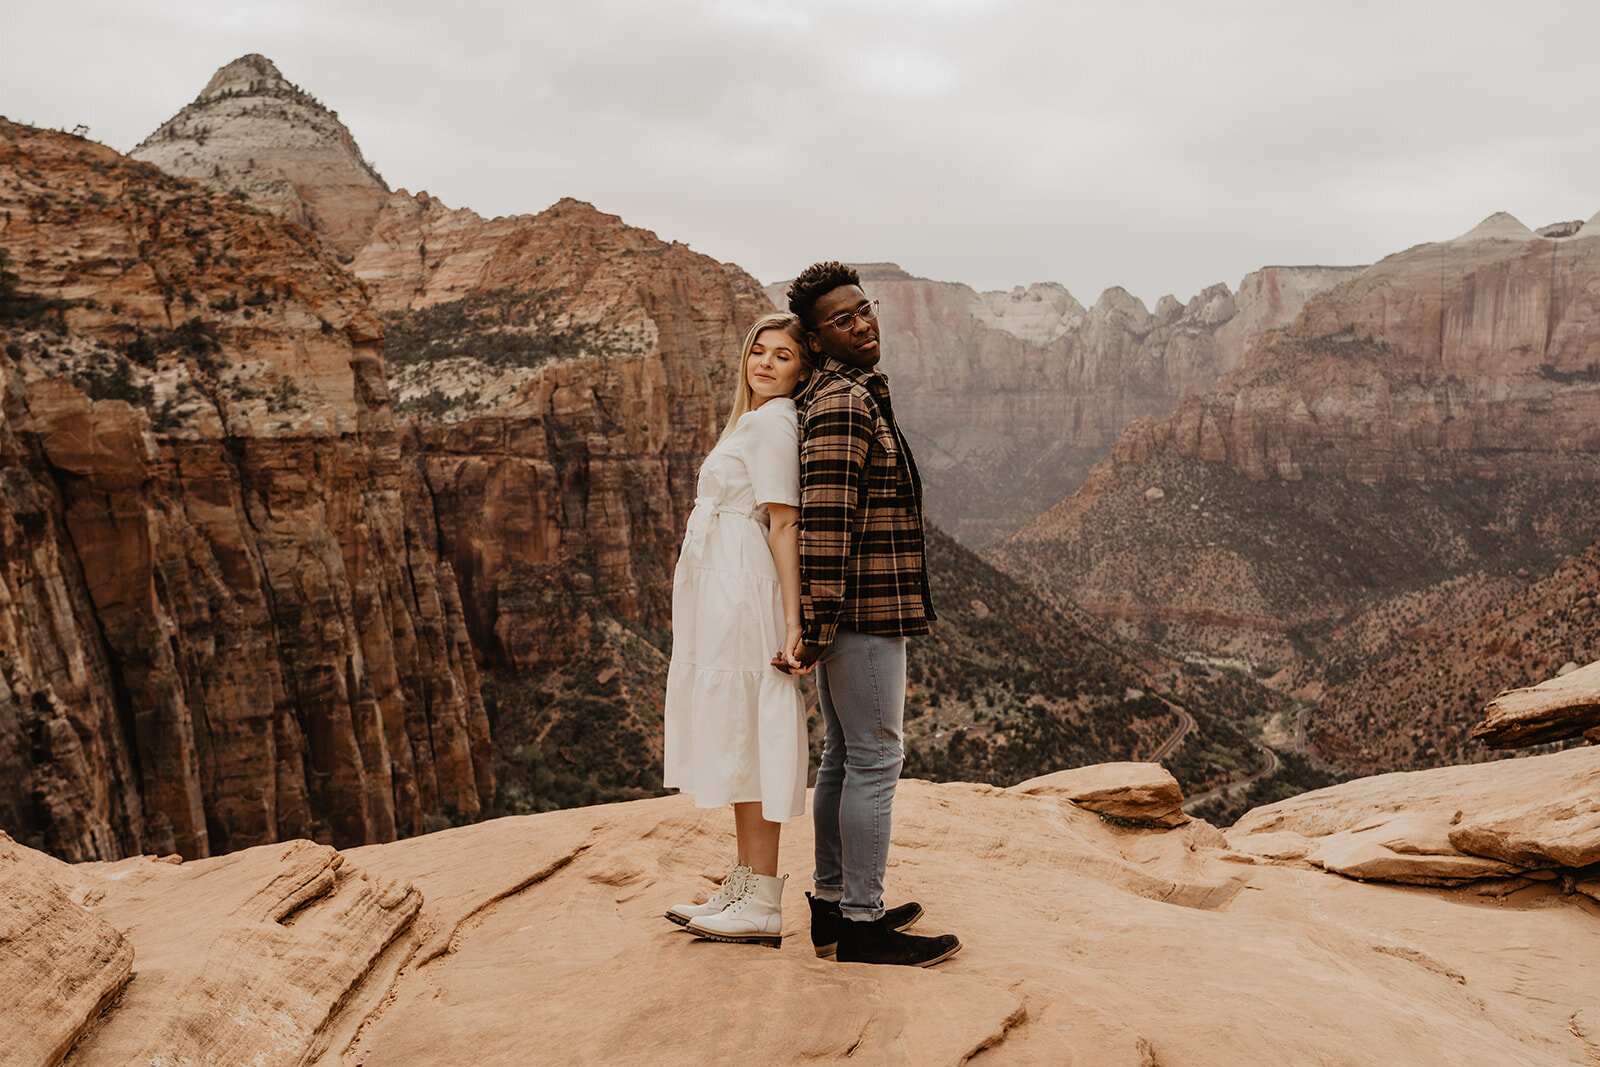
[
  {"left": 841, "top": 906, "right": 885, "bottom": 922},
  {"left": 812, "top": 885, "right": 842, "bottom": 902}
]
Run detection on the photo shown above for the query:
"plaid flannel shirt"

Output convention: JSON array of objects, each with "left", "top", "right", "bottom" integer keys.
[{"left": 798, "top": 357, "right": 936, "bottom": 647}]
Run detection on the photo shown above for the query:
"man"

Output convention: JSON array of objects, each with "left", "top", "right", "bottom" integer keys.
[{"left": 777, "top": 261, "right": 961, "bottom": 967}]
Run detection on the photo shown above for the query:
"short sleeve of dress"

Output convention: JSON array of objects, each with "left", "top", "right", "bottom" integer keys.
[{"left": 744, "top": 400, "right": 801, "bottom": 508}]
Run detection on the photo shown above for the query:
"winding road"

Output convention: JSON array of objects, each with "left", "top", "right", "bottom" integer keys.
[
  {"left": 1294, "top": 704, "right": 1314, "bottom": 752},
  {"left": 1149, "top": 694, "right": 1318, "bottom": 813},
  {"left": 1149, "top": 707, "right": 1194, "bottom": 762},
  {"left": 1180, "top": 744, "right": 1279, "bottom": 812}
]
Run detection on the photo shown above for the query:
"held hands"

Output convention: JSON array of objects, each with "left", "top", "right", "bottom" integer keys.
[{"left": 772, "top": 624, "right": 821, "bottom": 675}]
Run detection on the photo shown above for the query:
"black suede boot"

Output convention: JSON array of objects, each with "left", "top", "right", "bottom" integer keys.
[
  {"left": 807, "top": 893, "right": 926, "bottom": 958},
  {"left": 836, "top": 915, "right": 960, "bottom": 967}
]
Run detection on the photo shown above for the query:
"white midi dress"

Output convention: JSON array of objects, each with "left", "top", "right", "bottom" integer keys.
[{"left": 662, "top": 397, "right": 808, "bottom": 823}]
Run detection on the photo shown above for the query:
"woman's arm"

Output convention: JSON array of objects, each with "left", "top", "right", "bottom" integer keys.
[{"left": 765, "top": 502, "right": 806, "bottom": 669}]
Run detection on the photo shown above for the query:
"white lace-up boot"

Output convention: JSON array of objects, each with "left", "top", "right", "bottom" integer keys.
[
  {"left": 664, "top": 864, "right": 752, "bottom": 927},
  {"left": 685, "top": 872, "right": 786, "bottom": 948}
]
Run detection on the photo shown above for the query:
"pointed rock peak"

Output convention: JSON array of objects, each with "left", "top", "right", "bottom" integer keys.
[
  {"left": 1576, "top": 210, "right": 1600, "bottom": 239},
  {"left": 1452, "top": 212, "right": 1535, "bottom": 243},
  {"left": 131, "top": 52, "right": 389, "bottom": 257},
  {"left": 1094, "top": 286, "right": 1149, "bottom": 317},
  {"left": 989, "top": 281, "right": 1079, "bottom": 307},
  {"left": 1022, "top": 281, "right": 1081, "bottom": 306},
  {"left": 199, "top": 54, "right": 293, "bottom": 101},
  {"left": 1177, "top": 282, "right": 1237, "bottom": 328},
  {"left": 1092, "top": 286, "right": 1153, "bottom": 337},
  {"left": 544, "top": 198, "right": 618, "bottom": 225}
]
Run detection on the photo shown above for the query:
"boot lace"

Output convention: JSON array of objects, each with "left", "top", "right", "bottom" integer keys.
[
  {"left": 719, "top": 873, "right": 759, "bottom": 916},
  {"left": 705, "top": 864, "right": 750, "bottom": 909}
]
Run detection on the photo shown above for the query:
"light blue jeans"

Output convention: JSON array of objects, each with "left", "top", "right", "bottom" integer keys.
[{"left": 811, "top": 629, "right": 908, "bottom": 922}]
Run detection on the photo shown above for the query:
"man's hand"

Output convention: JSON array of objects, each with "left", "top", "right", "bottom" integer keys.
[{"left": 772, "top": 642, "right": 824, "bottom": 675}]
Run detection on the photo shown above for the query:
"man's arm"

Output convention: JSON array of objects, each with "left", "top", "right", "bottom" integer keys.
[{"left": 798, "top": 387, "right": 871, "bottom": 650}]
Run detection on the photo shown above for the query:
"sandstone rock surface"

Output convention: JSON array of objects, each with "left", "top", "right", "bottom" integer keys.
[
  {"left": 0, "top": 832, "right": 132, "bottom": 1066},
  {"left": 1230, "top": 745, "right": 1600, "bottom": 884},
  {"left": 359, "top": 194, "right": 772, "bottom": 659},
  {"left": 1013, "top": 761, "right": 1189, "bottom": 827},
  {"left": 60, "top": 840, "right": 420, "bottom": 1065},
  {"left": 5, "top": 756, "right": 1600, "bottom": 1065}
]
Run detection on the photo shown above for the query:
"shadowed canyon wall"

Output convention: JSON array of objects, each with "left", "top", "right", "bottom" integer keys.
[
  {"left": 2, "top": 113, "right": 777, "bottom": 856},
  {"left": 0, "top": 121, "right": 492, "bottom": 860}
]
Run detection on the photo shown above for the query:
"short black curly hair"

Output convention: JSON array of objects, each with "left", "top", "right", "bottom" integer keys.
[{"left": 786, "top": 261, "right": 862, "bottom": 327}]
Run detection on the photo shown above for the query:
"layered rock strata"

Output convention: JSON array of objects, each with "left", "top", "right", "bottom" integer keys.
[
  {"left": 1012, "top": 761, "right": 1190, "bottom": 827},
  {"left": 996, "top": 213, "right": 1600, "bottom": 668},
  {"left": 135, "top": 55, "right": 775, "bottom": 731},
  {"left": 11, "top": 81, "right": 781, "bottom": 841},
  {"left": 0, "top": 121, "right": 489, "bottom": 860},
  {"left": 354, "top": 193, "right": 772, "bottom": 662},
  {"left": 0, "top": 833, "right": 133, "bottom": 1065},
  {"left": 6, "top": 751, "right": 1600, "bottom": 1064}
]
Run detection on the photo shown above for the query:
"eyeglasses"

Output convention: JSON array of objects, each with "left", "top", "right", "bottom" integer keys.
[{"left": 818, "top": 299, "right": 880, "bottom": 332}]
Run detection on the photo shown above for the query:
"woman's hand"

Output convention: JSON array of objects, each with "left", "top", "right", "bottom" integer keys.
[
  {"left": 773, "top": 631, "right": 820, "bottom": 675},
  {"left": 780, "top": 622, "right": 813, "bottom": 675}
]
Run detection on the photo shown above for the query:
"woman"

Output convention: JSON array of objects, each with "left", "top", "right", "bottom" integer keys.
[{"left": 661, "top": 311, "right": 812, "bottom": 949}]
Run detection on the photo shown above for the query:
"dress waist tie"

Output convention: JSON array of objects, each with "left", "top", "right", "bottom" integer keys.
[{"left": 683, "top": 497, "right": 761, "bottom": 561}]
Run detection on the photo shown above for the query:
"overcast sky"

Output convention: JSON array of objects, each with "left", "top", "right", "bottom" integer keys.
[{"left": 3, "top": 0, "right": 1597, "bottom": 305}]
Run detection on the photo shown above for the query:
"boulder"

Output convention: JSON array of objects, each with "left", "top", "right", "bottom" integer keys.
[
  {"left": 1012, "top": 761, "right": 1188, "bottom": 826},
  {"left": 1473, "top": 659, "right": 1600, "bottom": 749}
]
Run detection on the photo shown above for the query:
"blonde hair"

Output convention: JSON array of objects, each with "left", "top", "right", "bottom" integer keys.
[{"left": 718, "top": 312, "right": 811, "bottom": 442}]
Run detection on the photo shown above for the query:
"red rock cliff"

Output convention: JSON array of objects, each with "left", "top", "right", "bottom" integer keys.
[
  {"left": 354, "top": 191, "right": 773, "bottom": 665},
  {"left": 0, "top": 121, "right": 490, "bottom": 860}
]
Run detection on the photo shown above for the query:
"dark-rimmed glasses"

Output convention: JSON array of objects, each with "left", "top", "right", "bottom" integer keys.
[{"left": 819, "top": 299, "right": 880, "bottom": 332}]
